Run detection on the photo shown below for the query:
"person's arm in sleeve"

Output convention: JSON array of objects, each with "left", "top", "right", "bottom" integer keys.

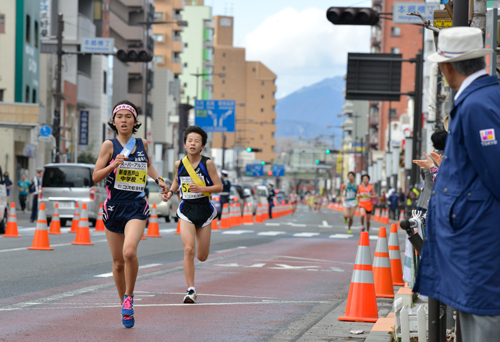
[
  {"left": 430, "top": 166, "right": 439, "bottom": 182},
  {"left": 464, "top": 102, "right": 500, "bottom": 200}
]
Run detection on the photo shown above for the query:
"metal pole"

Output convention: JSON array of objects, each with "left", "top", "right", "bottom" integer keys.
[
  {"left": 453, "top": 0, "right": 470, "bottom": 27},
  {"left": 410, "top": 53, "right": 423, "bottom": 187},
  {"left": 221, "top": 133, "right": 226, "bottom": 169},
  {"left": 144, "top": 61, "right": 148, "bottom": 140},
  {"left": 53, "top": 13, "right": 64, "bottom": 163}
]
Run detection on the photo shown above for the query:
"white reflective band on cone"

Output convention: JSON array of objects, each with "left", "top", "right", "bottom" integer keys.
[
  {"left": 354, "top": 245, "right": 372, "bottom": 266},
  {"left": 389, "top": 250, "right": 400, "bottom": 259},
  {"left": 373, "top": 256, "right": 391, "bottom": 268},
  {"left": 351, "top": 269, "right": 374, "bottom": 284}
]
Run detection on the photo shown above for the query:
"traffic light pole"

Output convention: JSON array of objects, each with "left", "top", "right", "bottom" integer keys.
[{"left": 53, "top": 13, "right": 64, "bottom": 163}]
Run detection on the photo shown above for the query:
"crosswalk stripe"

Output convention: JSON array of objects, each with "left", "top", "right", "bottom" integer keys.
[
  {"left": 293, "top": 232, "right": 320, "bottom": 237},
  {"left": 221, "top": 230, "right": 254, "bottom": 235},
  {"left": 257, "top": 231, "right": 286, "bottom": 236},
  {"left": 329, "top": 234, "right": 353, "bottom": 239}
]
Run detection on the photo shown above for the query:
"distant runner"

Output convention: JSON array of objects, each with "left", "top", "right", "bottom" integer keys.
[
  {"left": 341, "top": 172, "right": 357, "bottom": 234},
  {"left": 357, "top": 174, "right": 377, "bottom": 232}
]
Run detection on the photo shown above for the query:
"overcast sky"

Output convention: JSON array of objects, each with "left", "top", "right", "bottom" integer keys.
[{"left": 205, "top": 0, "right": 373, "bottom": 98}]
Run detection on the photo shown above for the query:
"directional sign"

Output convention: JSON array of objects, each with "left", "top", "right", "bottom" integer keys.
[
  {"left": 245, "top": 164, "right": 263, "bottom": 177},
  {"left": 195, "top": 100, "right": 235, "bottom": 132},
  {"left": 272, "top": 164, "right": 285, "bottom": 177},
  {"left": 392, "top": 2, "right": 440, "bottom": 24},
  {"left": 40, "top": 125, "right": 52, "bottom": 137},
  {"left": 81, "top": 38, "right": 114, "bottom": 54}
]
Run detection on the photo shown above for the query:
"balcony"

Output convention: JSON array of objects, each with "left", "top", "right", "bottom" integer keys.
[
  {"left": 173, "top": 31, "right": 182, "bottom": 41},
  {"left": 204, "top": 20, "right": 214, "bottom": 30},
  {"left": 342, "top": 134, "right": 354, "bottom": 146},
  {"left": 369, "top": 114, "right": 379, "bottom": 128},
  {"left": 342, "top": 100, "right": 354, "bottom": 114},
  {"left": 78, "top": 13, "right": 96, "bottom": 41},
  {"left": 110, "top": 11, "right": 142, "bottom": 42},
  {"left": 128, "top": 62, "right": 143, "bottom": 75},
  {"left": 172, "top": 40, "right": 183, "bottom": 53},
  {"left": 203, "top": 40, "right": 213, "bottom": 49},
  {"left": 77, "top": 73, "right": 96, "bottom": 108},
  {"left": 368, "top": 134, "right": 378, "bottom": 148},
  {"left": 173, "top": 0, "right": 184, "bottom": 10},
  {"left": 171, "top": 62, "right": 182, "bottom": 75},
  {"left": 173, "top": 12, "right": 182, "bottom": 21},
  {"left": 371, "top": 36, "right": 381, "bottom": 46},
  {"left": 342, "top": 117, "right": 354, "bottom": 132},
  {"left": 120, "top": 0, "right": 143, "bottom": 6}
]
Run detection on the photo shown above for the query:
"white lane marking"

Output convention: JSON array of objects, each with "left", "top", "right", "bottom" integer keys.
[
  {"left": 272, "top": 255, "right": 354, "bottom": 265},
  {"left": 330, "top": 267, "right": 345, "bottom": 272},
  {"left": 221, "top": 230, "right": 254, "bottom": 235},
  {"left": 213, "top": 263, "right": 240, "bottom": 267},
  {"left": 264, "top": 223, "right": 280, "bottom": 226},
  {"left": 247, "top": 263, "right": 266, "bottom": 268},
  {"left": 268, "top": 264, "right": 321, "bottom": 270},
  {"left": 17, "top": 228, "right": 36, "bottom": 231},
  {"left": 0, "top": 239, "right": 108, "bottom": 253},
  {"left": 369, "top": 235, "right": 378, "bottom": 240},
  {"left": 215, "top": 246, "right": 247, "bottom": 253},
  {"left": 329, "top": 234, "right": 353, "bottom": 239},
  {"left": 159, "top": 229, "right": 177, "bottom": 233},
  {"left": 293, "top": 232, "right": 320, "bottom": 237},
  {"left": 287, "top": 223, "right": 306, "bottom": 227},
  {"left": 94, "top": 263, "right": 163, "bottom": 277},
  {"left": 319, "top": 220, "right": 332, "bottom": 228},
  {"left": 135, "top": 291, "right": 279, "bottom": 300},
  {"left": 257, "top": 231, "right": 285, "bottom": 236}
]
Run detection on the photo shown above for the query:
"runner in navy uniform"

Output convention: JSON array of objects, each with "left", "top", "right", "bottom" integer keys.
[
  {"left": 93, "top": 100, "right": 167, "bottom": 328},
  {"left": 162, "top": 126, "right": 223, "bottom": 304}
]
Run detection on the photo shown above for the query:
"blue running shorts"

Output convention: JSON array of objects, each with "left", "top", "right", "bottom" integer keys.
[{"left": 103, "top": 198, "right": 150, "bottom": 233}]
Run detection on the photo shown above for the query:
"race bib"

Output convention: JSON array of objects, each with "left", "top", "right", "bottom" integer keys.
[
  {"left": 180, "top": 176, "right": 206, "bottom": 199},
  {"left": 114, "top": 161, "right": 147, "bottom": 192},
  {"left": 346, "top": 190, "right": 356, "bottom": 200}
]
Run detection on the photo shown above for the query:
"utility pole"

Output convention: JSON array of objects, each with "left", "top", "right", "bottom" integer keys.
[
  {"left": 410, "top": 53, "right": 423, "bottom": 187},
  {"left": 53, "top": 13, "right": 64, "bottom": 163}
]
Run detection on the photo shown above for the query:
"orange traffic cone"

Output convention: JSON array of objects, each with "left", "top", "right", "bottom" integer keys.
[
  {"left": 95, "top": 203, "right": 105, "bottom": 232},
  {"left": 49, "top": 202, "right": 62, "bottom": 235},
  {"left": 4, "top": 202, "right": 20, "bottom": 237},
  {"left": 219, "top": 203, "right": 230, "bottom": 229},
  {"left": 141, "top": 232, "right": 147, "bottom": 240},
  {"left": 384, "top": 209, "right": 390, "bottom": 224},
  {"left": 255, "top": 204, "right": 263, "bottom": 223},
  {"left": 373, "top": 227, "right": 394, "bottom": 298},
  {"left": 211, "top": 218, "right": 219, "bottom": 230},
  {"left": 72, "top": 203, "right": 94, "bottom": 245},
  {"left": 175, "top": 220, "right": 181, "bottom": 235},
  {"left": 373, "top": 208, "right": 380, "bottom": 222},
  {"left": 69, "top": 202, "right": 80, "bottom": 233},
  {"left": 388, "top": 223, "right": 405, "bottom": 286},
  {"left": 399, "top": 209, "right": 405, "bottom": 224},
  {"left": 243, "top": 203, "right": 253, "bottom": 224},
  {"left": 146, "top": 203, "right": 161, "bottom": 238},
  {"left": 338, "top": 232, "right": 378, "bottom": 322},
  {"left": 28, "top": 203, "right": 54, "bottom": 251}
]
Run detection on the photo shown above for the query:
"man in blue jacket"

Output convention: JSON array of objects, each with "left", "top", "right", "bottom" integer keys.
[{"left": 414, "top": 27, "right": 500, "bottom": 340}]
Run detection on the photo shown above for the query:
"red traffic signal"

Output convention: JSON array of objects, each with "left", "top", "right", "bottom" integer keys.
[
  {"left": 116, "top": 49, "right": 153, "bottom": 62},
  {"left": 326, "top": 7, "right": 379, "bottom": 26}
]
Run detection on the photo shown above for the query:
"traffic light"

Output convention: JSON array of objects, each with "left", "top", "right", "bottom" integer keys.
[
  {"left": 260, "top": 161, "right": 265, "bottom": 166},
  {"left": 267, "top": 170, "right": 273, "bottom": 176},
  {"left": 315, "top": 160, "right": 320, "bottom": 164},
  {"left": 116, "top": 49, "right": 153, "bottom": 62},
  {"left": 325, "top": 149, "right": 331, "bottom": 154},
  {"left": 326, "top": 7, "right": 379, "bottom": 26},
  {"left": 246, "top": 147, "right": 262, "bottom": 152}
]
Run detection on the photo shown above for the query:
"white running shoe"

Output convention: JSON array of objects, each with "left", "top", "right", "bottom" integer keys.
[{"left": 183, "top": 289, "right": 197, "bottom": 304}]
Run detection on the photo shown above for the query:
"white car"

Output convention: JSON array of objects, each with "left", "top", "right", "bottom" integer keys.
[{"left": 147, "top": 178, "right": 179, "bottom": 222}]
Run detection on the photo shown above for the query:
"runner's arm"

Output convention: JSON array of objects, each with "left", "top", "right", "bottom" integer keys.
[
  {"left": 188, "top": 159, "right": 223, "bottom": 194},
  {"left": 93, "top": 140, "right": 123, "bottom": 183},
  {"left": 162, "top": 161, "right": 180, "bottom": 201}
]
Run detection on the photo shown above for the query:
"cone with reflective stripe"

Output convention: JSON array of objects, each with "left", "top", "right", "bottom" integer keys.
[
  {"left": 69, "top": 202, "right": 80, "bottom": 233},
  {"left": 373, "top": 227, "right": 394, "bottom": 298},
  {"left": 211, "top": 217, "right": 219, "bottom": 230},
  {"left": 220, "top": 203, "right": 230, "bottom": 229},
  {"left": 49, "top": 202, "right": 62, "bottom": 235},
  {"left": 71, "top": 203, "right": 94, "bottom": 245},
  {"left": 338, "top": 232, "right": 378, "bottom": 322},
  {"left": 383, "top": 209, "right": 390, "bottom": 224},
  {"left": 28, "top": 203, "right": 54, "bottom": 250},
  {"left": 94, "top": 203, "right": 105, "bottom": 232},
  {"left": 243, "top": 203, "right": 253, "bottom": 224},
  {"left": 146, "top": 203, "right": 161, "bottom": 237},
  {"left": 388, "top": 223, "right": 404, "bottom": 286},
  {"left": 373, "top": 208, "right": 380, "bottom": 222},
  {"left": 175, "top": 220, "right": 181, "bottom": 235},
  {"left": 399, "top": 209, "right": 405, "bottom": 223},
  {"left": 4, "top": 202, "right": 20, "bottom": 237},
  {"left": 255, "top": 204, "right": 263, "bottom": 223}
]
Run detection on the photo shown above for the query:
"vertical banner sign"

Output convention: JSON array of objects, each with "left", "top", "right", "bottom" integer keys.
[
  {"left": 40, "top": 0, "right": 51, "bottom": 39},
  {"left": 79, "top": 111, "right": 89, "bottom": 146}
]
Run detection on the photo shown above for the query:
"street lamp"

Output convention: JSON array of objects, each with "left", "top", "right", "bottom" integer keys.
[{"left": 190, "top": 72, "right": 225, "bottom": 101}]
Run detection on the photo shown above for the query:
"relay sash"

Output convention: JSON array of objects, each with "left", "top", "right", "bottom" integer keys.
[{"left": 181, "top": 156, "right": 212, "bottom": 199}]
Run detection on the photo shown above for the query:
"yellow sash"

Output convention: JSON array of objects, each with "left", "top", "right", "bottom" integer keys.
[{"left": 181, "top": 156, "right": 212, "bottom": 198}]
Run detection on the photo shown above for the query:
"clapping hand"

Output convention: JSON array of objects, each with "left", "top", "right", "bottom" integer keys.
[{"left": 413, "top": 153, "right": 435, "bottom": 170}]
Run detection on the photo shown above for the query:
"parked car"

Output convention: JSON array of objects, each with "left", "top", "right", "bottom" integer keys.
[
  {"left": 241, "top": 184, "right": 258, "bottom": 215},
  {"left": 147, "top": 178, "right": 179, "bottom": 222},
  {"left": 0, "top": 164, "right": 8, "bottom": 234},
  {"left": 40, "top": 163, "right": 106, "bottom": 227},
  {"left": 256, "top": 185, "right": 269, "bottom": 207},
  {"left": 213, "top": 186, "right": 245, "bottom": 218}
]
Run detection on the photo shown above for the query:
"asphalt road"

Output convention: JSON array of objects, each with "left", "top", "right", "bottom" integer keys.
[{"left": 0, "top": 204, "right": 398, "bottom": 341}]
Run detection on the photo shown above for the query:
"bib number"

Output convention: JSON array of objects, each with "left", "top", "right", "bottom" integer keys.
[
  {"left": 346, "top": 190, "right": 355, "bottom": 200},
  {"left": 114, "top": 161, "right": 147, "bottom": 192},
  {"left": 180, "top": 176, "right": 205, "bottom": 199}
]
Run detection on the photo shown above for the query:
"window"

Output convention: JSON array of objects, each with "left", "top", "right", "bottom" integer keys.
[
  {"left": 260, "top": 108, "right": 264, "bottom": 112},
  {"left": 25, "top": 86, "right": 30, "bottom": 102},
  {"left": 34, "top": 21, "right": 39, "bottom": 48},
  {"left": 221, "top": 93, "right": 225, "bottom": 98},
  {"left": 389, "top": 108, "right": 398, "bottom": 119},
  {"left": 261, "top": 81, "right": 264, "bottom": 86},
  {"left": 183, "top": 62, "right": 188, "bottom": 67},
  {"left": 222, "top": 66, "right": 225, "bottom": 71},
  {"left": 153, "top": 55, "right": 164, "bottom": 64},
  {"left": 0, "top": 14, "right": 5, "bottom": 34},
  {"left": 222, "top": 79, "right": 225, "bottom": 84},
  {"left": 183, "top": 82, "right": 187, "bottom": 87},
  {"left": 103, "top": 71, "right": 107, "bottom": 94},
  {"left": 371, "top": 46, "right": 380, "bottom": 53},
  {"left": 32, "top": 89, "right": 36, "bottom": 103},
  {"left": 26, "top": 15, "right": 30, "bottom": 43},
  {"left": 153, "top": 34, "right": 164, "bottom": 42},
  {"left": 391, "top": 47, "right": 400, "bottom": 54},
  {"left": 222, "top": 52, "right": 226, "bottom": 57},
  {"left": 184, "top": 42, "right": 188, "bottom": 48},
  {"left": 154, "top": 12, "right": 163, "bottom": 20},
  {"left": 261, "top": 94, "right": 264, "bottom": 99},
  {"left": 0, "top": 89, "right": 4, "bottom": 101},
  {"left": 260, "top": 135, "right": 263, "bottom": 139},
  {"left": 391, "top": 27, "right": 400, "bottom": 37},
  {"left": 253, "top": 67, "right": 256, "bottom": 72}
]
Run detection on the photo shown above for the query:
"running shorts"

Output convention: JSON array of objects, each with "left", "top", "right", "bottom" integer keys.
[
  {"left": 343, "top": 200, "right": 357, "bottom": 208},
  {"left": 103, "top": 198, "right": 150, "bottom": 234},
  {"left": 359, "top": 201, "right": 374, "bottom": 213},
  {"left": 177, "top": 200, "right": 217, "bottom": 228}
]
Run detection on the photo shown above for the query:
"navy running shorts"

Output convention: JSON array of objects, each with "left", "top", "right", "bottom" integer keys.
[
  {"left": 177, "top": 200, "right": 217, "bottom": 229},
  {"left": 103, "top": 198, "right": 150, "bottom": 234}
]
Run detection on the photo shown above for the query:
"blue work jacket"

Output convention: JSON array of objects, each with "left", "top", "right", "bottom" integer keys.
[{"left": 414, "top": 75, "right": 500, "bottom": 316}]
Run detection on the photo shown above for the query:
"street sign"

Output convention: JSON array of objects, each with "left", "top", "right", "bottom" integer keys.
[
  {"left": 392, "top": 2, "right": 440, "bottom": 24},
  {"left": 40, "top": 125, "right": 52, "bottom": 137},
  {"left": 433, "top": 10, "right": 452, "bottom": 28},
  {"left": 79, "top": 111, "right": 89, "bottom": 146},
  {"left": 81, "top": 38, "right": 114, "bottom": 54},
  {"left": 272, "top": 164, "right": 285, "bottom": 177},
  {"left": 38, "top": 135, "right": 52, "bottom": 143},
  {"left": 245, "top": 164, "right": 264, "bottom": 177},
  {"left": 194, "top": 100, "right": 235, "bottom": 132}
]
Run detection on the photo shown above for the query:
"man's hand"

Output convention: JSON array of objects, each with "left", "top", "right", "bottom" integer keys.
[
  {"left": 162, "top": 191, "right": 172, "bottom": 202},
  {"left": 189, "top": 184, "right": 203, "bottom": 193},
  {"left": 112, "top": 154, "right": 128, "bottom": 168},
  {"left": 413, "top": 153, "right": 435, "bottom": 170},
  {"left": 430, "top": 152, "right": 443, "bottom": 167}
]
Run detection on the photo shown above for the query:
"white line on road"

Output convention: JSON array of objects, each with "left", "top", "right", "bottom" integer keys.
[
  {"left": 293, "top": 232, "right": 320, "bottom": 238},
  {"left": 319, "top": 220, "right": 332, "bottom": 228},
  {"left": 215, "top": 246, "right": 247, "bottom": 253},
  {"left": 369, "top": 235, "right": 378, "bottom": 240},
  {"left": 94, "top": 263, "right": 163, "bottom": 277},
  {"left": 264, "top": 223, "right": 280, "bottom": 226},
  {"left": 329, "top": 234, "right": 353, "bottom": 239},
  {"left": 257, "top": 231, "right": 285, "bottom": 236},
  {"left": 285, "top": 222, "right": 306, "bottom": 227},
  {"left": 0, "top": 239, "right": 108, "bottom": 253},
  {"left": 159, "top": 229, "right": 177, "bottom": 233},
  {"left": 221, "top": 230, "right": 254, "bottom": 235},
  {"left": 247, "top": 263, "right": 266, "bottom": 268}
]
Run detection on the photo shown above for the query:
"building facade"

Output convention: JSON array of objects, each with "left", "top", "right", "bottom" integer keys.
[{"left": 211, "top": 16, "right": 277, "bottom": 167}]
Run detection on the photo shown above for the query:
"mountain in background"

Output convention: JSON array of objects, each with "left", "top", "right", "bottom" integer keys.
[{"left": 275, "top": 76, "right": 345, "bottom": 148}]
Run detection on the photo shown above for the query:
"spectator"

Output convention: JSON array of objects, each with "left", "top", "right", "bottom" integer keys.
[
  {"left": 219, "top": 170, "right": 231, "bottom": 218},
  {"left": 4, "top": 172, "right": 12, "bottom": 204},
  {"left": 267, "top": 182, "right": 276, "bottom": 219},
  {"left": 30, "top": 168, "right": 43, "bottom": 222},
  {"left": 413, "top": 27, "right": 500, "bottom": 340},
  {"left": 17, "top": 173, "right": 30, "bottom": 213},
  {"left": 415, "top": 130, "right": 447, "bottom": 214},
  {"left": 388, "top": 189, "right": 399, "bottom": 220}
]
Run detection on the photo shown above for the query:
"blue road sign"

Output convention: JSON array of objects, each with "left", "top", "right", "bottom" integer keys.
[
  {"left": 195, "top": 100, "right": 235, "bottom": 132},
  {"left": 40, "top": 125, "right": 52, "bottom": 137},
  {"left": 245, "top": 164, "right": 264, "bottom": 177},
  {"left": 81, "top": 38, "right": 114, "bottom": 54},
  {"left": 392, "top": 2, "right": 440, "bottom": 24},
  {"left": 272, "top": 164, "right": 285, "bottom": 177}
]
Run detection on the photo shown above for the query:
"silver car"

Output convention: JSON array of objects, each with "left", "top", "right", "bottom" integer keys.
[
  {"left": 40, "top": 163, "right": 107, "bottom": 227},
  {"left": 147, "top": 178, "right": 179, "bottom": 222}
]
